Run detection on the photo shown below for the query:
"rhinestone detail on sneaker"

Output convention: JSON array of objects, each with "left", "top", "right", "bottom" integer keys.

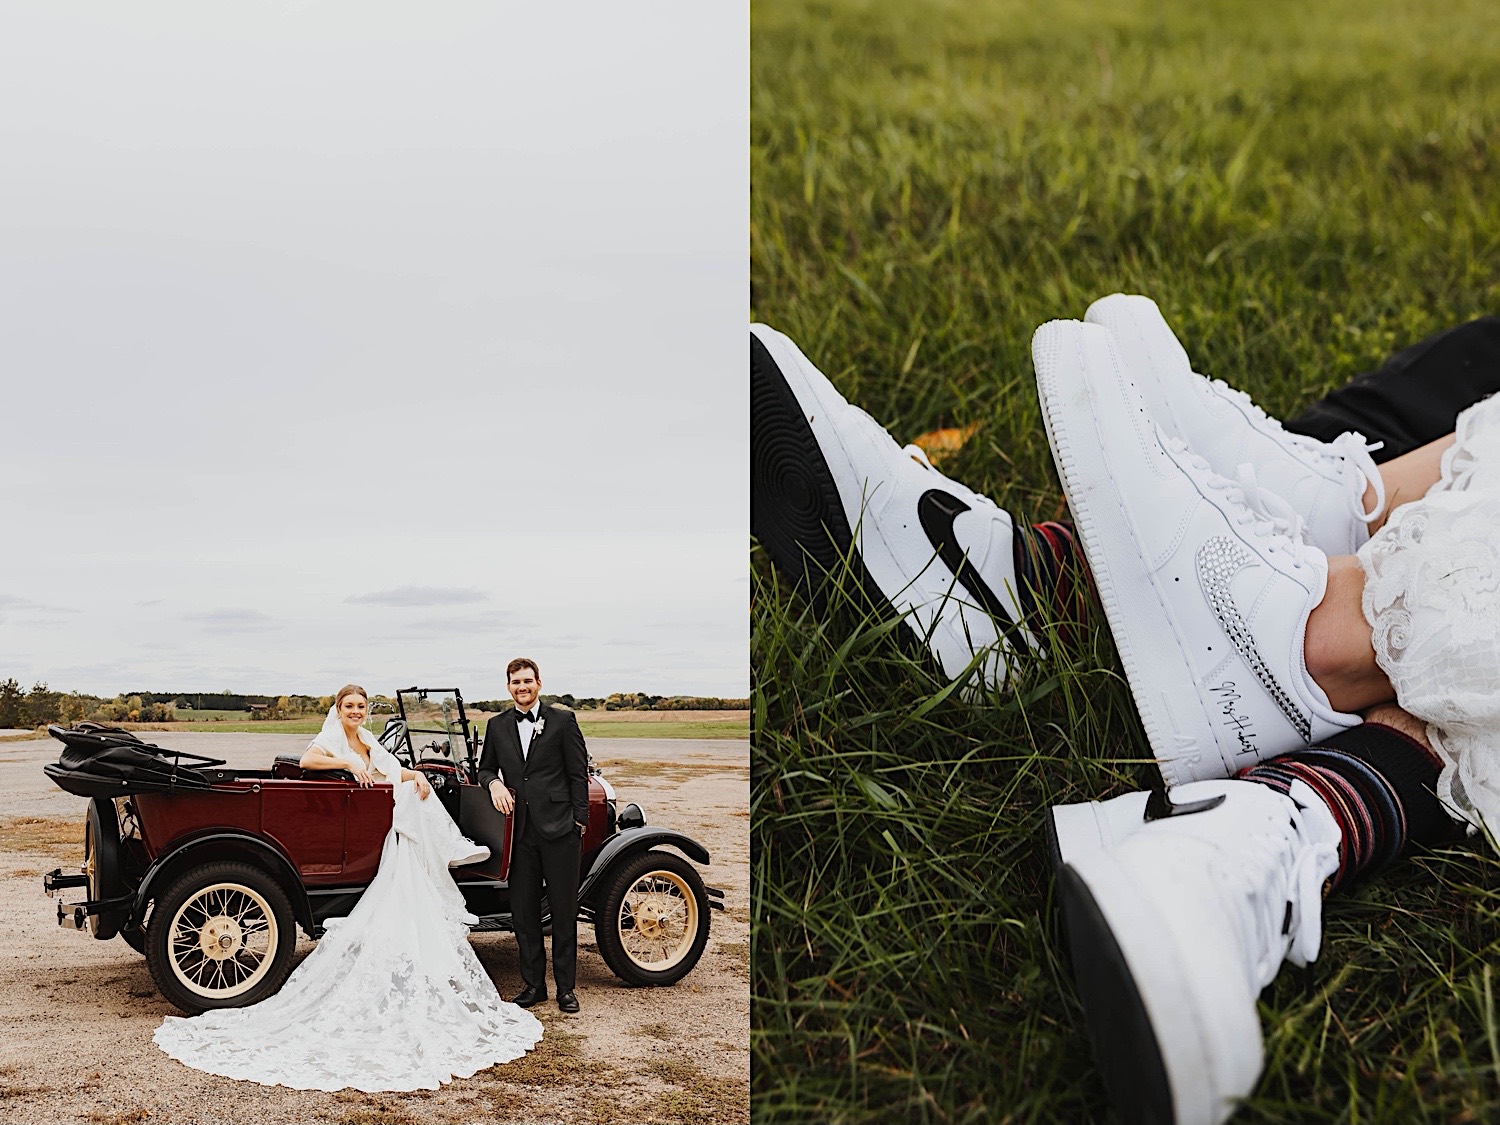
[{"left": 1195, "top": 536, "right": 1311, "bottom": 742}]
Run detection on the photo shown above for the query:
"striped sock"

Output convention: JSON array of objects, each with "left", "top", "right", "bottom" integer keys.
[
  {"left": 1237, "top": 722, "right": 1463, "bottom": 893},
  {"left": 1011, "top": 520, "right": 1091, "bottom": 644}
]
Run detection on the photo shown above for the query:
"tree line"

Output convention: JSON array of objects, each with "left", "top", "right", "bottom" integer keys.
[
  {"left": 0, "top": 680, "right": 749, "bottom": 729},
  {"left": 468, "top": 693, "right": 751, "bottom": 712},
  {"left": 0, "top": 682, "right": 340, "bottom": 727},
  {"left": 0, "top": 680, "right": 142, "bottom": 728}
]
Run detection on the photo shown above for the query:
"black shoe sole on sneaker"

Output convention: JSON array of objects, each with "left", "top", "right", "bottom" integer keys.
[
  {"left": 1056, "top": 864, "right": 1174, "bottom": 1125},
  {"left": 750, "top": 332, "right": 889, "bottom": 616}
]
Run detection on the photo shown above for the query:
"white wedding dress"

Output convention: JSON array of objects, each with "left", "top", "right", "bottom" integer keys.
[
  {"left": 1360, "top": 393, "right": 1500, "bottom": 837},
  {"left": 153, "top": 713, "right": 543, "bottom": 1090}
]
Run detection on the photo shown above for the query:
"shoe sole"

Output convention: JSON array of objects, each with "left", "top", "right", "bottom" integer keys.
[
  {"left": 1056, "top": 864, "right": 1175, "bottom": 1125},
  {"left": 750, "top": 329, "right": 855, "bottom": 581},
  {"left": 750, "top": 325, "right": 912, "bottom": 630},
  {"left": 449, "top": 849, "right": 490, "bottom": 868},
  {"left": 1033, "top": 321, "right": 1224, "bottom": 785}
]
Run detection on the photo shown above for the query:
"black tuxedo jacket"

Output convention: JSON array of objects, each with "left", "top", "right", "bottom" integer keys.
[{"left": 477, "top": 702, "right": 590, "bottom": 841}]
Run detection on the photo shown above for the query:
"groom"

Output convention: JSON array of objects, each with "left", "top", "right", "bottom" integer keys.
[{"left": 478, "top": 657, "right": 591, "bottom": 1014}]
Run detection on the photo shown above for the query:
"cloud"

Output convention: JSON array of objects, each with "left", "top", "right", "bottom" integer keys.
[
  {"left": 0, "top": 594, "right": 79, "bottom": 614},
  {"left": 346, "top": 585, "right": 489, "bottom": 607},
  {"left": 49, "top": 660, "right": 147, "bottom": 688},
  {"left": 183, "top": 609, "right": 277, "bottom": 634},
  {"left": 369, "top": 610, "right": 538, "bottom": 640}
]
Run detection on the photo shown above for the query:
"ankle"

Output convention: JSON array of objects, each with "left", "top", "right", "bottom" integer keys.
[{"left": 1304, "top": 557, "right": 1394, "bottom": 712}]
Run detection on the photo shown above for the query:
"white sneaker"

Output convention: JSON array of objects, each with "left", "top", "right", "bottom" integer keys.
[
  {"left": 751, "top": 324, "right": 1034, "bottom": 684},
  {"left": 1047, "top": 790, "right": 1151, "bottom": 870},
  {"left": 1085, "top": 294, "right": 1386, "bottom": 557},
  {"left": 1033, "top": 320, "right": 1359, "bottom": 784},
  {"left": 448, "top": 843, "right": 490, "bottom": 868},
  {"left": 1059, "top": 779, "right": 1339, "bottom": 1125}
]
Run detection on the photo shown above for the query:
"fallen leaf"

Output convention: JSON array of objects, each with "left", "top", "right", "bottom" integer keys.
[{"left": 909, "top": 423, "right": 980, "bottom": 462}]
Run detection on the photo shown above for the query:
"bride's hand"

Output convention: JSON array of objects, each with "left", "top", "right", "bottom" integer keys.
[
  {"left": 350, "top": 764, "right": 375, "bottom": 787},
  {"left": 413, "top": 773, "right": 432, "bottom": 800}
]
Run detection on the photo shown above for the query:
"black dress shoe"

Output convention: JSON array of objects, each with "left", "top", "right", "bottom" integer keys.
[
  {"left": 510, "top": 985, "right": 547, "bottom": 1008},
  {"left": 557, "top": 990, "right": 580, "bottom": 1013}
]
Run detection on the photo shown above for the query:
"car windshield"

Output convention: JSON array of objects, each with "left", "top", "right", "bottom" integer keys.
[{"left": 397, "top": 690, "right": 468, "bottom": 764}]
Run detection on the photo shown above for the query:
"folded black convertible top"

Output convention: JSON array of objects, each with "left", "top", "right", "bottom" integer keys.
[{"left": 44, "top": 723, "right": 237, "bottom": 798}]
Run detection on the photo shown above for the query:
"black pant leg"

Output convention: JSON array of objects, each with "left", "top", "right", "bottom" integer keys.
[
  {"left": 509, "top": 823, "right": 548, "bottom": 990},
  {"left": 541, "top": 830, "right": 582, "bottom": 993},
  {"left": 1283, "top": 317, "right": 1500, "bottom": 461}
]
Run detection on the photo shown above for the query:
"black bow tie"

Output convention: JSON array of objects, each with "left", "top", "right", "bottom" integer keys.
[{"left": 517, "top": 710, "right": 537, "bottom": 723}]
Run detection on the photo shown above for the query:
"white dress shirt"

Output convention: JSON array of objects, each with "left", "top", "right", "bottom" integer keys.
[{"left": 516, "top": 708, "right": 540, "bottom": 759}]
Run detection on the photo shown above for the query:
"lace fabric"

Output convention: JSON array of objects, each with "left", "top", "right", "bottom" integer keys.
[
  {"left": 154, "top": 775, "right": 542, "bottom": 1089},
  {"left": 1359, "top": 393, "right": 1500, "bottom": 835}
]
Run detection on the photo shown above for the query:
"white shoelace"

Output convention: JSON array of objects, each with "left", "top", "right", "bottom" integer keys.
[
  {"left": 1163, "top": 435, "right": 1323, "bottom": 571},
  {"left": 1208, "top": 379, "right": 1387, "bottom": 525},
  {"left": 1232, "top": 780, "right": 1339, "bottom": 984},
  {"left": 1234, "top": 463, "right": 1307, "bottom": 547},
  {"left": 1325, "top": 431, "right": 1387, "bottom": 525}
]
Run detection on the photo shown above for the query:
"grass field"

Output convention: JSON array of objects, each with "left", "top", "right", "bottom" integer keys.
[{"left": 752, "top": 1, "right": 1500, "bottom": 1122}]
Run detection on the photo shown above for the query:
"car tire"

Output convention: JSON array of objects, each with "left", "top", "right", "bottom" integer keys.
[
  {"left": 84, "top": 798, "right": 128, "bottom": 941},
  {"left": 145, "top": 861, "right": 297, "bottom": 1015},
  {"left": 594, "top": 849, "right": 711, "bottom": 986}
]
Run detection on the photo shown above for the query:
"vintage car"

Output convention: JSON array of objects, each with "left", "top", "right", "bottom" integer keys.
[{"left": 43, "top": 687, "right": 722, "bottom": 1014}]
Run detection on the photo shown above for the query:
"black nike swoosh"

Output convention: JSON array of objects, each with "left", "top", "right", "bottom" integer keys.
[{"left": 916, "top": 489, "right": 1028, "bottom": 651}]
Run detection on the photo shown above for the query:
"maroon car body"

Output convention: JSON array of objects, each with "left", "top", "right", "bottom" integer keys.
[{"left": 133, "top": 780, "right": 397, "bottom": 886}]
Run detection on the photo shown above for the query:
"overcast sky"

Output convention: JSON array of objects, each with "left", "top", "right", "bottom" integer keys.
[{"left": 0, "top": 3, "right": 747, "bottom": 701}]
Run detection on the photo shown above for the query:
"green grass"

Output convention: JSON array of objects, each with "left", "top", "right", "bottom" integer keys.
[
  {"left": 751, "top": 0, "right": 1500, "bottom": 1121},
  {"left": 576, "top": 718, "right": 749, "bottom": 740},
  {"left": 170, "top": 718, "right": 329, "bottom": 734}
]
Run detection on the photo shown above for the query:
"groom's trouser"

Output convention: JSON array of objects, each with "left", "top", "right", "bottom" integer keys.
[
  {"left": 510, "top": 816, "right": 581, "bottom": 992},
  {"left": 1284, "top": 316, "right": 1500, "bottom": 459}
]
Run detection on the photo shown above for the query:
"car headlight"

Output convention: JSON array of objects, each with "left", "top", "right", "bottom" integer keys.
[{"left": 617, "top": 802, "right": 646, "bottom": 830}]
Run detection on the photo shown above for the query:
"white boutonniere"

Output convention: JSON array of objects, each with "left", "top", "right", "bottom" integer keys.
[{"left": 533, "top": 717, "right": 546, "bottom": 738}]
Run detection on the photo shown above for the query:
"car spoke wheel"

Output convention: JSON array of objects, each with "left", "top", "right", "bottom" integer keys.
[
  {"left": 618, "top": 870, "right": 699, "bottom": 971},
  {"left": 146, "top": 861, "right": 296, "bottom": 1014},
  {"left": 167, "top": 883, "right": 279, "bottom": 999},
  {"left": 594, "top": 850, "right": 711, "bottom": 986}
]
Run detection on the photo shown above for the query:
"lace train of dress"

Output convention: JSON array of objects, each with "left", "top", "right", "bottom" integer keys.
[{"left": 154, "top": 778, "right": 542, "bottom": 1090}]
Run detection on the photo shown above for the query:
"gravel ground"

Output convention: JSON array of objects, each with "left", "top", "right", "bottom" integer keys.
[{"left": 0, "top": 732, "right": 749, "bottom": 1125}]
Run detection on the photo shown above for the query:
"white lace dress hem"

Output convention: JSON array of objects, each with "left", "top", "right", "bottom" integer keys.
[
  {"left": 154, "top": 738, "right": 541, "bottom": 1090},
  {"left": 1359, "top": 392, "right": 1500, "bottom": 836}
]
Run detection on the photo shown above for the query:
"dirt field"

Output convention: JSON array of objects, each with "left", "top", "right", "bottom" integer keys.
[{"left": 0, "top": 731, "right": 749, "bottom": 1125}]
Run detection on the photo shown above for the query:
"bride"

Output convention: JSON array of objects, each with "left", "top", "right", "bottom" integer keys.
[{"left": 153, "top": 684, "right": 543, "bottom": 1090}]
